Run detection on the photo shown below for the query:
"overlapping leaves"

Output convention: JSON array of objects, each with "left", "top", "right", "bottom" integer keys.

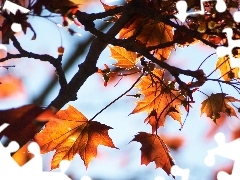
[
  {"left": 0, "top": 104, "right": 54, "bottom": 145},
  {"left": 119, "top": 17, "right": 173, "bottom": 60},
  {"left": 131, "top": 69, "right": 186, "bottom": 132},
  {"left": 35, "top": 105, "right": 116, "bottom": 169}
]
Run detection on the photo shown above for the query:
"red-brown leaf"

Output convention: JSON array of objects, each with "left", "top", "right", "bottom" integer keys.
[
  {"left": 0, "top": 104, "right": 54, "bottom": 145},
  {"left": 132, "top": 132, "right": 175, "bottom": 175}
]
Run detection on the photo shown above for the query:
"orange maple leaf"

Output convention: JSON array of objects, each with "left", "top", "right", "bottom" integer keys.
[
  {"left": 216, "top": 56, "right": 240, "bottom": 81},
  {"left": 109, "top": 46, "right": 138, "bottom": 69},
  {"left": 119, "top": 17, "right": 173, "bottom": 60},
  {"left": 132, "top": 132, "right": 175, "bottom": 175},
  {"left": 201, "top": 93, "right": 240, "bottom": 122},
  {"left": 35, "top": 105, "right": 117, "bottom": 169},
  {"left": 131, "top": 69, "right": 185, "bottom": 132}
]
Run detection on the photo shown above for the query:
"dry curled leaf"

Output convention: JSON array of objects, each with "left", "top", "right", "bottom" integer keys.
[
  {"left": 201, "top": 93, "right": 240, "bottom": 122},
  {"left": 35, "top": 105, "right": 117, "bottom": 169},
  {"left": 132, "top": 132, "right": 175, "bottom": 175},
  {"left": 216, "top": 56, "right": 240, "bottom": 81},
  {"left": 131, "top": 69, "right": 185, "bottom": 132},
  {"left": 109, "top": 46, "right": 138, "bottom": 69}
]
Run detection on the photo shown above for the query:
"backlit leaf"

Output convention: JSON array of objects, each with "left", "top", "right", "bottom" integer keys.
[
  {"left": 35, "top": 105, "right": 117, "bottom": 169},
  {"left": 131, "top": 69, "right": 185, "bottom": 132},
  {"left": 201, "top": 93, "right": 240, "bottom": 122},
  {"left": 100, "top": 0, "right": 119, "bottom": 11},
  {"left": 109, "top": 46, "right": 138, "bottom": 69},
  {"left": 216, "top": 56, "right": 240, "bottom": 81},
  {"left": 33, "top": 0, "right": 97, "bottom": 15},
  {"left": 132, "top": 132, "right": 175, "bottom": 175},
  {"left": 119, "top": 17, "right": 173, "bottom": 60}
]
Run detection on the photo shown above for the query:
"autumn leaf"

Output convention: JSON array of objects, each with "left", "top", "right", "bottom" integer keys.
[
  {"left": 207, "top": 35, "right": 223, "bottom": 45},
  {"left": 131, "top": 69, "right": 185, "bottom": 132},
  {"left": 173, "top": 29, "right": 199, "bottom": 47},
  {"left": 216, "top": 56, "right": 240, "bottom": 81},
  {"left": 0, "top": 104, "right": 54, "bottom": 145},
  {"left": 35, "top": 105, "right": 117, "bottom": 169},
  {"left": 119, "top": 17, "right": 173, "bottom": 60},
  {"left": 33, "top": 0, "right": 78, "bottom": 15},
  {"left": 100, "top": 0, "right": 119, "bottom": 11},
  {"left": 132, "top": 132, "right": 175, "bottom": 175},
  {"left": 160, "top": 134, "right": 185, "bottom": 151},
  {"left": 109, "top": 46, "right": 138, "bottom": 69},
  {"left": 0, "top": 75, "right": 25, "bottom": 99},
  {"left": 1, "top": 10, "right": 36, "bottom": 43},
  {"left": 100, "top": 1, "right": 121, "bottom": 21},
  {"left": 33, "top": 0, "right": 97, "bottom": 15},
  {"left": 201, "top": 93, "right": 240, "bottom": 122}
]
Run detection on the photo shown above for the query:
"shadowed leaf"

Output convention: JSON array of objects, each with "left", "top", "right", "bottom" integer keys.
[
  {"left": 0, "top": 105, "right": 54, "bottom": 145},
  {"left": 119, "top": 17, "right": 173, "bottom": 60},
  {"left": 132, "top": 132, "right": 175, "bottom": 175},
  {"left": 201, "top": 93, "right": 240, "bottom": 122},
  {"left": 216, "top": 56, "right": 240, "bottom": 81}
]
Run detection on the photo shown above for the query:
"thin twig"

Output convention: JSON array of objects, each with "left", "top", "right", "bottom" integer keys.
[{"left": 90, "top": 72, "right": 144, "bottom": 121}]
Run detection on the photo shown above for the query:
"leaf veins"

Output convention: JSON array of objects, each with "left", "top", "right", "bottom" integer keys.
[
  {"left": 201, "top": 93, "right": 240, "bottom": 122},
  {"left": 109, "top": 46, "right": 138, "bottom": 69},
  {"left": 132, "top": 132, "right": 175, "bottom": 175},
  {"left": 35, "top": 105, "right": 117, "bottom": 169},
  {"left": 131, "top": 69, "right": 185, "bottom": 132},
  {"left": 216, "top": 56, "right": 240, "bottom": 81},
  {"left": 119, "top": 17, "right": 173, "bottom": 60}
]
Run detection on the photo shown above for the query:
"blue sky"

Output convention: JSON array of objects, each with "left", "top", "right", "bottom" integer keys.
[{"left": 1, "top": 0, "right": 240, "bottom": 179}]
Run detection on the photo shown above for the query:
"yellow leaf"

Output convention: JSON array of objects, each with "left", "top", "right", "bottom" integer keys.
[
  {"left": 131, "top": 69, "right": 185, "bottom": 132},
  {"left": 201, "top": 93, "right": 240, "bottom": 122},
  {"left": 109, "top": 46, "right": 138, "bottom": 69},
  {"left": 35, "top": 105, "right": 117, "bottom": 169},
  {"left": 216, "top": 56, "right": 240, "bottom": 81}
]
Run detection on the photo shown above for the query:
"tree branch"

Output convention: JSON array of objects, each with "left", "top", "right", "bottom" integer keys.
[
  {"left": 49, "top": 5, "right": 136, "bottom": 109},
  {"left": 1, "top": 36, "right": 68, "bottom": 90}
]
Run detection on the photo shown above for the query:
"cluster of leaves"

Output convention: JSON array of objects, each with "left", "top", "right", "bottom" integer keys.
[{"left": 0, "top": 0, "right": 240, "bottom": 178}]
